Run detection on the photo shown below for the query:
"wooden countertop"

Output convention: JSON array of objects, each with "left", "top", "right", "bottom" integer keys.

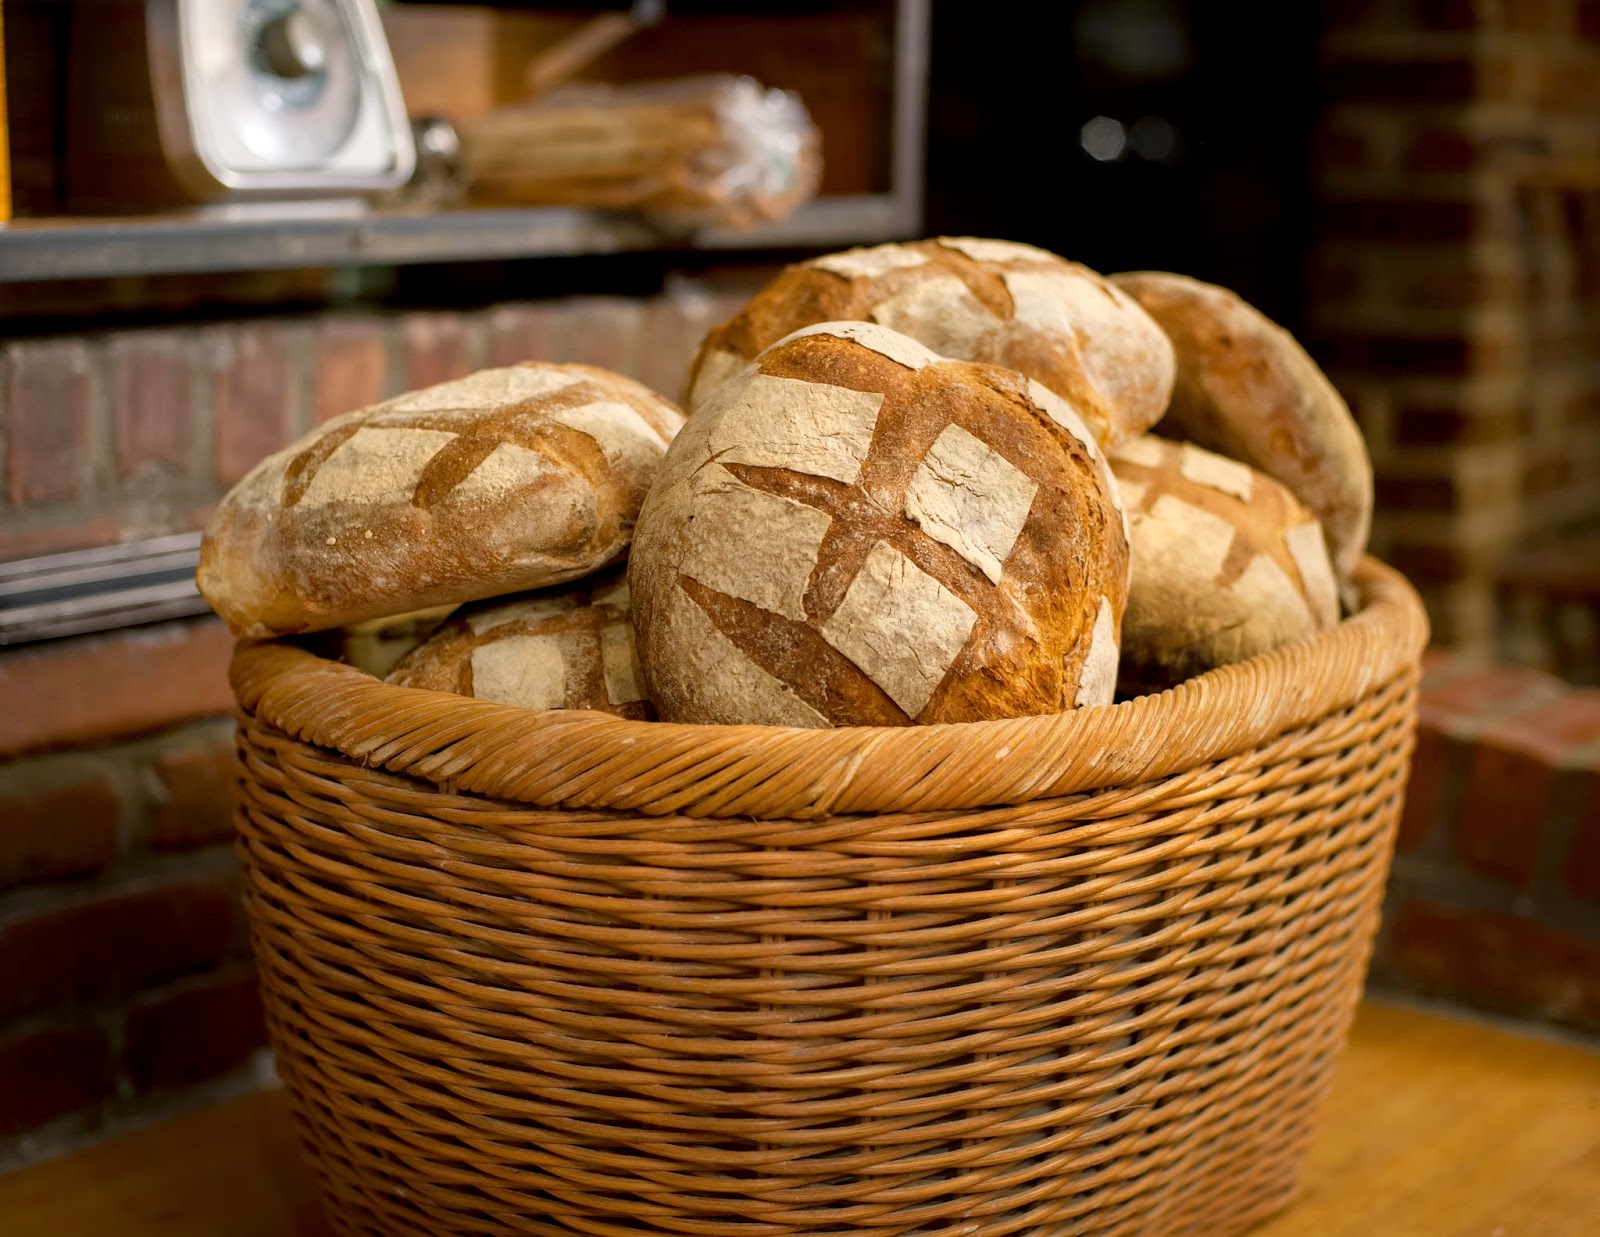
[{"left": 3, "top": 997, "right": 1597, "bottom": 1236}]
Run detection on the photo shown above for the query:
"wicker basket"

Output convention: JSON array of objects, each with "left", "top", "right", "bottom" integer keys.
[{"left": 230, "top": 557, "right": 1428, "bottom": 1237}]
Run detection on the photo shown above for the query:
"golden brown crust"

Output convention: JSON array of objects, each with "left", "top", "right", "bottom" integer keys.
[
  {"left": 386, "top": 565, "right": 654, "bottom": 720},
  {"left": 197, "top": 363, "right": 684, "bottom": 638},
  {"left": 1110, "top": 271, "right": 1373, "bottom": 586},
  {"left": 1110, "top": 435, "right": 1340, "bottom": 696},
  {"left": 684, "top": 237, "right": 1175, "bottom": 449},
  {"left": 633, "top": 321, "right": 1130, "bottom": 727}
]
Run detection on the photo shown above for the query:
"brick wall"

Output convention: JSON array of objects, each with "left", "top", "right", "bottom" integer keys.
[
  {"left": 1, "top": 284, "right": 747, "bottom": 561},
  {"left": 1373, "top": 649, "right": 1600, "bottom": 1033},
  {"left": 1310, "top": 0, "right": 1600, "bottom": 661},
  {"left": 0, "top": 283, "right": 749, "bottom": 1169},
  {"left": 0, "top": 622, "right": 259, "bottom": 1169}
]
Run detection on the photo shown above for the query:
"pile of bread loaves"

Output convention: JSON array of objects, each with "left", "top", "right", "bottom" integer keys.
[{"left": 198, "top": 237, "right": 1373, "bottom": 728}]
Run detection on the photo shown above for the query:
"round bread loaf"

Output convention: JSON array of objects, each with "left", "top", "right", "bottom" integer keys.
[
  {"left": 1110, "top": 271, "right": 1372, "bottom": 588},
  {"left": 631, "top": 320, "right": 1130, "bottom": 727},
  {"left": 198, "top": 363, "right": 684, "bottom": 637},
  {"left": 386, "top": 567, "right": 653, "bottom": 720},
  {"left": 685, "top": 237, "right": 1175, "bottom": 449},
  {"left": 1111, "top": 435, "right": 1340, "bottom": 697}
]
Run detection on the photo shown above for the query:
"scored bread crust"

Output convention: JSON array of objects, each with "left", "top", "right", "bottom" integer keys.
[
  {"left": 1110, "top": 271, "right": 1373, "bottom": 587},
  {"left": 684, "top": 237, "right": 1175, "bottom": 449},
  {"left": 633, "top": 320, "right": 1130, "bottom": 728},
  {"left": 385, "top": 565, "right": 653, "bottom": 720},
  {"left": 1111, "top": 434, "right": 1340, "bottom": 697},
  {"left": 197, "top": 363, "right": 684, "bottom": 638}
]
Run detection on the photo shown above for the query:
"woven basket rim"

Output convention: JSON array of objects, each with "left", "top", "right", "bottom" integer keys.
[{"left": 230, "top": 555, "right": 1428, "bottom": 819}]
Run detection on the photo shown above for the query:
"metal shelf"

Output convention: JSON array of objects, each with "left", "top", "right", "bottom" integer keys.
[{"left": 0, "top": 193, "right": 913, "bottom": 284}]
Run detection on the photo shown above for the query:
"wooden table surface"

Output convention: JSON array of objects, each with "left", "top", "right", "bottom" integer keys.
[{"left": 3, "top": 997, "right": 1597, "bottom": 1236}]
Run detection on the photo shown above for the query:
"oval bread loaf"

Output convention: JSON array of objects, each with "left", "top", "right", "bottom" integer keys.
[
  {"left": 197, "top": 363, "right": 684, "bottom": 637},
  {"left": 631, "top": 321, "right": 1130, "bottom": 727},
  {"left": 386, "top": 566, "right": 652, "bottom": 720},
  {"left": 686, "top": 237, "right": 1175, "bottom": 449},
  {"left": 1110, "top": 271, "right": 1372, "bottom": 588},
  {"left": 1111, "top": 435, "right": 1340, "bottom": 696}
]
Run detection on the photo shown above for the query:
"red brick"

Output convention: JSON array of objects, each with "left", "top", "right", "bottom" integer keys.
[
  {"left": 1314, "top": 201, "right": 1478, "bottom": 245},
  {"left": 1404, "top": 126, "right": 1481, "bottom": 174},
  {"left": 1455, "top": 691, "right": 1600, "bottom": 888},
  {"left": 566, "top": 298, "right": 643, "bottom": 380},
  {"left": 122, "top": 969, "right": 265, "bottom": 1094},
  {"left": 638, "top": 297, "right": 705, "bottom": 405},
  {"left": 110, "top": 331, "right": 193, "bottom": 478},
  {"left": 0, "top": 516, "right": 122, "bottom": 561},
  {"left": 0, "top": 770, "right": 122, "bottom": 889},
  {"left": 151, "top": 736, "right": 238, "bottom": 851},
  {"left": 1409, "top": 268, "right": 1523, "bottom": 311},
  {"left": 1524, "top": 455, "right": 1574, "bottom": 500},
  {"left": 1394, "top": 404, "right": 1524, "bottom": 447},
  {"left": 486, "top": 302, "right": 564, "bottom": 369},
  {"left": 314, "top": 317, "right": 388, "bottom": 424},
  {"left": 1580, "top": 0, "right": 1600, "bottom": 40},
  {"left": 1476, "top": 689, "right": 1600, "bottom": 766},
  {"left": 0, "top": 618, "right": 234, "bottom": 758},
  {"left": 1375, "top": 472, "right": 1461, "bottom": 513},
  {"left": 6, "top": 339, "right": 91, "bottom": 505},
  {"left": 1417, "top": 662, "right": 1562, "bottom": 733},
  {"left": 1455, "top": 740, "right": 1553, "bottom": 888},
  {"left": 1481, "top": 54, "right": 1520, "bottom": 103},
  {"left": 0, "top": 1022, "right": 113, "bottom": 1139},
  {"left": 1387, "top": 541, "right": 1469, "bottom": 582},
  {"left": 1567, "top": 782, "right": 1600, "bottom": 902},
  {"left": 0, "top": 868, "right": 249, "bottom": 1022},
  {"left": 1321, "top": 58, "right": 1477, "bottom": 104},
  {"left": 1313, "top": 329, "right": 1498, "bottom": 377},
  {"left": 1536, "top": 56, "right": 1600, "bottom": 110},
  {"left": 214, "top": 326, "right": 294, "bottom": 485},
  {"left": 1500, "top": 0, "right": 1553, "bottom": 31},
  {"left": 1416, "top": 0, "right": 1479, "bottom": 29},
  {"left": 706, "top": 290, "right": 753, "bottom": 325},
  {"left": 1383, "top": 899, "right": 1600, "bottom": 1029},
  {"left": 1396, "top": 725, "right": 1449, "bottom": 853},
  {"left": 1420, "top": 646, "right": 1470, "bottom": 682},
  {"left": 401, "top": 313, "right": 473, "bottom": 391}
]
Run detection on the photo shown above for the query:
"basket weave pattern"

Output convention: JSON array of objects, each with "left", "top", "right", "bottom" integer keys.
[{"left": 232, "top": 560, "right": 1427, "bottom": 1237}]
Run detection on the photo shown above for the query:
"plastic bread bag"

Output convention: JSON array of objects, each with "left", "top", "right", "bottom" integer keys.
[{"left": 457, "top": 74, "right": 823, "bottom": 229}]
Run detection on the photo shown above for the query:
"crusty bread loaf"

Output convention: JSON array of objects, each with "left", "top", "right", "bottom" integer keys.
[
  {"left": 1110, "top": 271, "right": 1372, "bottom": 589},
  {"left": 386, "top": 567, "right": 653, "bottom": 720},
  {"left": 197, "top": 363, "right": 684, "bottom": 638},
  {"left": 1111, "top": 435, "right": 1340, "bottom": 696},
  {"left": 685, "top": 237, "right": 1175, "bottom": 449},
  {"left": 631, "top": 320, "right": 1130, "bottom": 727}
]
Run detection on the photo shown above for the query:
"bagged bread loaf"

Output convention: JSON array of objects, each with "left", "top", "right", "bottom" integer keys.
[
  {"left": 631, "top": 321, "right": 1130, "bottom": 727},
  {"left": 386, "top": 566, "right": 652, "bottom": 720},
  {"left": 198, "top": 363, "right": 684, "bottom": 638},
  {"left": 686, "top": 237, "right": 1174, "bottom": 449},
  {"left": 1111, "top": 435, "right": 1340, "bottom": 696},
  {"left": 1110, "top": 271, "right": 1372, "bottom": 589}
]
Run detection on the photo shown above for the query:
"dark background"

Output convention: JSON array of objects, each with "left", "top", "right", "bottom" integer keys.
[{"left": 925, "top": 0, "right": 1323, "bottom": 330}]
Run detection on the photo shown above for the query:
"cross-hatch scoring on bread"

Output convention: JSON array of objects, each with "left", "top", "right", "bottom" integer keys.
[
  {"left": 685, "top": 237, "right": 1176, "bottom": 451},
  {"left": 632, "top": 320, "right": 1131, "bottom": 728},
  {"left": 1111, "top": 434, "right": 1341, "bottom": 697},
  {"left": 197, "top": 363, "right": 684, "bottom": 638}
]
